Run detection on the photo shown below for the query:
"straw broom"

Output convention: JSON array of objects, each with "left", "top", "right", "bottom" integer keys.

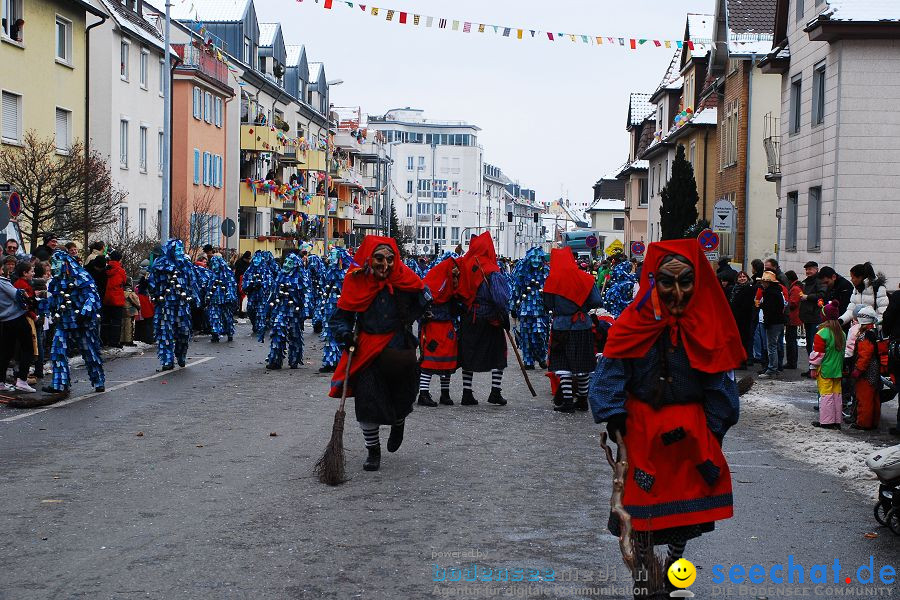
[{"left": 314, "top": 345, "right": 355, "bottom": 486}]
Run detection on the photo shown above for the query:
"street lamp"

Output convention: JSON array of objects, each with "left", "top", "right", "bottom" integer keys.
[
  {"left": 384, "top": 140, "right": 401, "bottom": 238},
  {"left": 430, "top": 142, "right": 437, "bottom": 256},
  {"left": 322, "top": 79, "right": 343, "bottom": 253}
]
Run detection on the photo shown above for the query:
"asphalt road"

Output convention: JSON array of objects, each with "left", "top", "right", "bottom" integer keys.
[{"left": 1, "top": 322, "right": 898, "bottom": 600}]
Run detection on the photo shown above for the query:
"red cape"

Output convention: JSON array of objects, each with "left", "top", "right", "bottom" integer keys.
[
  {"left": 457, "top": 232, "right": 500, "bottom": 307},
  {"left": 337, "top": 236, "right": 423, "bottom": 313},
  {"left": 603, "top": 238, "right": 745, "bottom": 373},
  {"left": 423, "top": 257, "right": 458, "bottom": 305},
  {"left": 543, "top": 247, "right": 596, "bottom": 306}
]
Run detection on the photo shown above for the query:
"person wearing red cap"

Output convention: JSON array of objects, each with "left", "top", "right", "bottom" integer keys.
[
  {"left": 542, "top": 247, "right": 602, "bottom": 413},
  {"left": 588, "top": 239, "right": 744, "bottom": 595},
  {"left": 455, "top": 232, "right": 512, "bottom": 406},
  {"left": 328, "top": 236, "right": 429, "bottom": 472}
]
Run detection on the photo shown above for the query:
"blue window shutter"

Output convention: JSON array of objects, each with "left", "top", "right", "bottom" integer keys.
[{"left": 193, "top": 149, "right": 200, "bottom": 184}]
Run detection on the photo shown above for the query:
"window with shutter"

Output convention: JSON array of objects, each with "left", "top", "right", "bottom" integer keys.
[
  {"left": 193, "top": 149, "right": 200, "bottom": 184},
  {"left": 204, "top": 92, "right": 211, "bottom": 123},
  {"left": 158, "top": 132, "right": 164, "bottom": 174},
  {"left": 193, "top": 87, "right": 201, "bottom": 119},
  {"left": 139, "top": 126, "right": 148, "bottom": 171},
  {"left": 120, "top": 120, "right": 129, "bottom": 167},
  {"left": 2, "top": 91, "right": 21, "bottom": 142},
  {"left": 55, "top": 108, "right": 70, "bottom": 153},
  {"left": 203, "top": 152, "right": 209, "bottom": 185}
]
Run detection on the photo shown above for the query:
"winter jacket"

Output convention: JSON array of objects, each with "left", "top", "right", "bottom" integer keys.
[
  {"left": 825, "top": 275, "right": 854, "bottom": 317},
  {"left": 799, "top": 276, "right": 826, "bottom": 324},
  {"left": 124, "top": 290, "right": 141, "bottom": 317},
  {"left": 839, "top": 277, "right": 889, "bottom": 326},
  {"left": 86, "top": 256, "right": 108, "bottom": 300},
  {"left": 104, "top": 260, "right": 127, "bottom": 307},
  {"left": 759, "top": 283, "right": 787, "bottom": 326},
  {"left": 882, "top": 290, "right": 900, "bottom": 340},
  {"left": 13, "top": 278, "right": 37, "bottom": 320},
  {"left": 0, "top": 276, "right": 28, "bottom": 322},
  {"left": 788, "top": 282, "right": 803, "bottom": 327}
]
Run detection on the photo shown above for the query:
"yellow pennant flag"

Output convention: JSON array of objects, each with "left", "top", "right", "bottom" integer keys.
[
  {"left": 478, "top": 23, "right": 485, "bottom": 33},
  {"left": 665, "top": 40, "right": 672, "bottom": 48},
  {"left": 569, "top": 34, "right": 576, "bottom": 42},
  {"left": 371, "top": 6, "right": 378, "bottom": 15},
  {"left": 596, "top": 36, "right": 603, "bottom": 45},
  {"left": 517, "top": 29, "right": 523, "bottom": 39}
]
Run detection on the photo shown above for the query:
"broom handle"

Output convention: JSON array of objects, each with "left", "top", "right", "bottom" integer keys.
[
  {"left": 474, "top": 258, "right": 537, "bottom": 397},
  {"left": 338, "top": 345, "right": 355, "bottom": 413}
]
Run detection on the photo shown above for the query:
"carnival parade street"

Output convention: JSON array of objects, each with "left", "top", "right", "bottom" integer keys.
[{"left": 1, "top": 321, "right": 897, "bottom": 599}]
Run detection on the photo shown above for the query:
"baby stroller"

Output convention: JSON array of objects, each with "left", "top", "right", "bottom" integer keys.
[{"left": 866, "top": 443, "right": 900, "bottom": 535}]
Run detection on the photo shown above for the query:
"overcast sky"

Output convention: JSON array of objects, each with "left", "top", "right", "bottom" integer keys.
[{"left": 255, "top": 0, "right": 714, "bottom": 205}]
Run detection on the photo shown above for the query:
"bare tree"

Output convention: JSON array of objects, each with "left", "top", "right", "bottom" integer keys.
[
  {"left": 106, "top": 226, "right": 160, "bottom": 281},
  {"left": 0, "top": 130, "right": 126, "bottom": 251},
  {"left": 170, "top": 188, "right": 219, "bottom": 259}
]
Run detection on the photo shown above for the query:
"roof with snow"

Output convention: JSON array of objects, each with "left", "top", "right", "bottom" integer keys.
[
  {"left": 308, "top": 62, "right": 324, "bottom": 83},
  {"left": 728, "top": 0, "right": 777, "bottom": 32},
  {"left": 616, "top": 159, "right": 649, "bottom": 178},
  {"left": 99, "top": 0, "right": 180, "bottom": 54},
  {"left": 258, "top": 23, "right": 279, "bottom": 47},
  {"left": 651, "top": 48, "right": 684, "bottom": 99},
  {"left": 820, "top": 0, "right": 900, "bottom": 22},
  {"left": 686, "top": 13, "right": 715, "bottom": 58},
  {"left": 588, "top": 199, "right": 626, "bottom": 212},
  {"left": 170, "top": 0, "right": 249, "bottom": 22},
  {"left": 628, "top": 93, "right": 654, "bottom": 127},
  {"left": 285, "top": 44, "right": 305, "bottom": 67}
]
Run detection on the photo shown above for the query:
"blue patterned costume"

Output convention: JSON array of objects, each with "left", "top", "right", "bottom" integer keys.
[
  {"left": 205, "top": 255, "right": 237, "bottom": 342},
  {"left": 148, "top": 239, "right": 202, "bottom": 369},
  {"left": 602, "top": 261, "right": 638, "bottom": 318},
  {"left": 512, "top": 247, "right": 550, "bottom": 368},
  {"left": 242, "top": 251, "right": 277, "bottom": 336},
  {"left": 262, "top": 253, "right": 311, "bottom": 369},
  {"left": 405, "top": 258, "right": 425, "bottom": 279},
  {"left": 319, "top": 248, "right": 350, "bottom": 370},
  {"left": 42, "top": 251, "right": 105, "bottom": 392},
  {"left": 306, "top": 254, "right": 326, "bottom": 331}
]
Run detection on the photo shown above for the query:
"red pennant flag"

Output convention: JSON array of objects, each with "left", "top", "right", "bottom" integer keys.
[
  {"left": 654, "top": 40, "right": 661, "bottom": 47},
  {"left": 629, "top": 39, "right": 636, "bottom": 49},
  {"left": 324, "top": 0, "right": 332, "bottom": 7},
  {"left": 547, "top": 32, "right": 554, "bottom": 40},
  {"left": 399, "top": 11, "right": 407, "bottom": 23},
  {"left": 688, "top": 41, "right": 695, "bottom": 50},
  {"left": 359, "top": 4, "right": 366, "bottom": 9}
]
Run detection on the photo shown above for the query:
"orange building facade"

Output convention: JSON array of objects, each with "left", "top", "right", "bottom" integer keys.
[{"left": 171, "top": 42, "right": 235, "bottom": 255}]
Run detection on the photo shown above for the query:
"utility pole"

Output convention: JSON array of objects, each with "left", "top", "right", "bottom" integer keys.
[{"left": 161, "top": 0, "right": 172, "bottom": 242}]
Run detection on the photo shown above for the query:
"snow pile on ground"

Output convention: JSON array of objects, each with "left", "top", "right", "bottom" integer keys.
[
  {"left": 740, "top": 381, "right": 881, "bottom": 499},
  {"left": 68, "top": 342, "right": 150, "bottom": 370}
]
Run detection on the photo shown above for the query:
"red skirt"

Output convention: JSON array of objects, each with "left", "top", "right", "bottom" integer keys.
[
  {"left": 420, "top": 320, "right": 458, "bottom": 372},
  {"left": 621, "top": 395, "right": 733, "bottom": 532}
]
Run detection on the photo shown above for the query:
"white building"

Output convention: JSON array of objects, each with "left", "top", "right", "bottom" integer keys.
[
  {"left": 760, "top": 0, "right": 900, "bottom": 281},
  {"left": 90, "top": 0, "right": 172, "bottom": 238},
  {"left": 368, "top": 108, "right": 482, "bottom": 256}
]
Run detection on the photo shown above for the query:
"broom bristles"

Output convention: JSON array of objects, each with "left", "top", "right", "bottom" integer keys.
[{"left": 314, "top": 409, "right": 346, "bottom": 486}]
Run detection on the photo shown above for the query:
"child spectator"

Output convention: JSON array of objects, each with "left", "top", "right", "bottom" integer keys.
[
  {"left": 809, "top": 301, "right": 845, "bottom": 430},
  {"left": 122, "top": 277, "right": 141, "bottom": 347},
  {"left": 851, "top": 306, "right": 882, "bottom": 430}
]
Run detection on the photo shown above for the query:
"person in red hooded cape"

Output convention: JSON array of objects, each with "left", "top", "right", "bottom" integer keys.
[
  {"left": 456, "top": 232, "right": 512, "bottom": 406},
  {"left": 542, "top": 248, "right": 603, "bottom": 413},
  {"left": 417, "top": 254, "right": 462, "bottom": 407},
  {"left": 587, "top": 239, "right": 744, "bottom": 595},
  {"left": 328, "top": 236, "right": 429, "bottom": 473}
]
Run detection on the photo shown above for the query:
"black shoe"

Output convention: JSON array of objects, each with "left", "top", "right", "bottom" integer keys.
[
  {"left": 524, "top": 364, "right": 535, "bottom": 370},
  {"left": 318, "top": 365, "right": 335, "bottom": 374},
  {"left": 267, "top": 363, "right": 282, "bottom": 370},
  {"left": 889, "top": 427, "right": 900, "bottom": 436},
  {"left": 538, "top": 361, "right": 548, "bottom": 370},
  {"left": 94, "top": 386, "right": 105, "bottom": 393},
  {"left": 211, "top": 335, "right": 220, "bottom": 343},
  {"left": 42, "top": 385, "right": 65, "bottom": 394},
  {"left": 177, "top": 358, "right": 186, "bottom": 367},
  {"left": 439, "top": 391, "right": 454, "bottom": 406},
  {"left": 161, "top": 364, "right": 174, "bottom": 371},
  {"left": 552, "top": 390, "right": 564, "bottom": 407},
  {"left": 387, "top": 423, "right": 405, "bottom": 452},
  {"left": 227, "top": 335, "right": 233, "bottom": 342},
  {"left": 555, "top": 400, "right": 576, "bottom": 413},
  {"left": 461, "top": 390, "right": 478, "bottom": 406},
  {"left": 289, "top": 364, "right": 299, "bottom": 369},
  {"left": 575, "top": 396, "right": 589, "bottom": 412},
  {"left": 785, "top": 364, "right": 797, "bottom": 370},
  {"left": 417, "top": 391, "right": 438, "bottom": 407},
  {"left": 487, "top": 389, "right": 507, "bottom": 406},
  {"left": 363, "top": 445, "right": 381, "bottom": 471},
  {"left": 800, "top": 371, "right": 811, "bottom": 378}
]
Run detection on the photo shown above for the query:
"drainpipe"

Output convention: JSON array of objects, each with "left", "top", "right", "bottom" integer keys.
[
  {"left": 702, "top": 129, "right": 709, "bottom": 221},
  {"left": 831, "top": 45, "right": 844, "bottom": 268},
  {"left": 84, "top": 12, "right": 108, "bottom": 254},
  {"left": 743, "top": 54, "right": 756, "bottom": 269},
  {"left": 224, "top": 92, "right": 235, "bottom": 250}
]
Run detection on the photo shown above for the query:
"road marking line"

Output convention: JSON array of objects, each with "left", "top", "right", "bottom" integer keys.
[{"left": 0, "top": 357, "right": 215, "bottom": 423}]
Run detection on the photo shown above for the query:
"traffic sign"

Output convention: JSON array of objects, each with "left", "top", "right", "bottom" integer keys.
[
  {"left": 630, "top": 241, "right": 645, "bottom": 256},
  {"left": 713, "top": 198, "right": 736, "bottom": 232},
  {"left": 221, "top": 217, "right": 236, "bottom": 238},
  {"left": 705, "top": 251, "right": 719, "bottom": 262},
  {"left": 605, "top": 239, "right": 624, "bottom": 256},
  {"left": 698, "top": 229, "right": 719, "bottom": 251},
  {"left": 585, "top": 234, "right": 598, "bottom": 249},
  {"left": 8, "top": 192, "right": 21, "bottom": 217}
]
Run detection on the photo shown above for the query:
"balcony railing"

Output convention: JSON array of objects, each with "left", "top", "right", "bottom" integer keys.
[
  {"left": 173, "top": 44, "right": 229, "bottom": 86},
  {"left": 763, "top": 112, "right": 781, "bottom": 180}
]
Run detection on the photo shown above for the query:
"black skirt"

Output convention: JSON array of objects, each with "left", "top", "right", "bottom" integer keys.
[
  {"left": 458, "top": 317, "right": 507, "bottom": 372},
  {"left": 353, "top": 348, "right": 418, "bottom": 425},
  {"left": 548, "top": 328, "right": 597, "bottom": 374}
]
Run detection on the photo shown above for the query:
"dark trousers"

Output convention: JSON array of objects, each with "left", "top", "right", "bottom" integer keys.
[
  {"left": 0, "top": 315, "right": 34, "bottom": 382},
  {"left": 101, "top": 305, "right": 124, "bottom": 347},
  {"left": 785, "top": 325, "right": 799, "bottom": 368}
]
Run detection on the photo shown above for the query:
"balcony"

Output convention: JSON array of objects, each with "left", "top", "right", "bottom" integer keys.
[
  {"left": 173, "top": 44, "right": 229, "bottom": 86},
  {"left": 240, "top": 123, "right": 283, "bottom": 154},
  {"left": 763, "top": 113, "right": 781, "bottom": 181}
]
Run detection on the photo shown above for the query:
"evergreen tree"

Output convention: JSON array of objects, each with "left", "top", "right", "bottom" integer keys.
[
  {"left": 659, "top": 144, "right": 700, "bottom": 240},
  {"left": 388, "top": 202, "right": 408, "bottom": 258}
]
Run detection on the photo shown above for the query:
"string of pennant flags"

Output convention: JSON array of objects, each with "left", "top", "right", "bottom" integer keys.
[{"left": 304, "top": 0, "right": 722, "bottom": 49}]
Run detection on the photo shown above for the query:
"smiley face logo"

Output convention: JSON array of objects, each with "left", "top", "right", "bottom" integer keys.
[{"left": 667, "top": 558, "right": 697, "bottom": 589}]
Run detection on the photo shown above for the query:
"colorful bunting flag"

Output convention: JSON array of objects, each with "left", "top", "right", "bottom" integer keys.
[
  {"left": 439, "top": 18, "right": 447, "bottom": 28},
  {"left": 386, "top": 9, "right": 393, "bottom": 20},
  {"left": 414, "top": 14, "right": 420, "bottom": 25},
  {"left": 517, "top": 29, "right": 523, "bottom": 39},
  {"left": 463, "top": 22, "right": 471, "bottom": 33},
  {"left": 502, "top": 27, "right": 510, "bottom": 37},
  {"left": 399, "top": 11, "right": 406, "bottom": 23},
  {"left": 370, "top": 6, "right": 378, "bottom": 15},
  {"left": 426, "top": 16, "right": 433, "bottom": 27},
  {"left": 324, "top": 0, "right": 332, "bottom": 8},
  {"left": 452, "top": 20, "right": 459, "bottom": 31},
  {"left": 478, "top": 24, "right": 485, "bottom": 33},
  {"left": 547, "top": 32, "right": 554, "bottom": 40}
]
